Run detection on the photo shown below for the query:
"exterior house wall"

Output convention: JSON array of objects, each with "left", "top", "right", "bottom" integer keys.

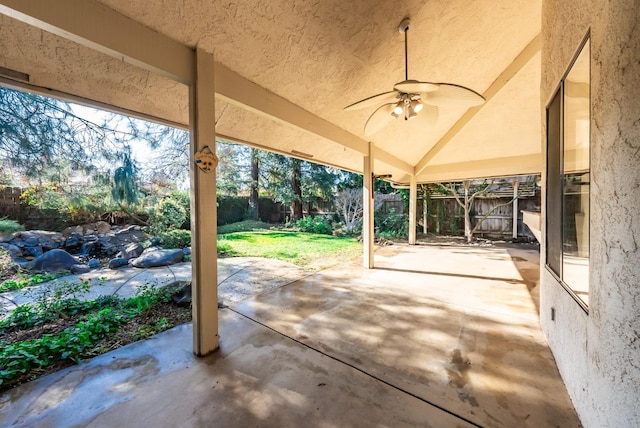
[{"left": 541, "top": 1, "right": 640, "bottom": 426}]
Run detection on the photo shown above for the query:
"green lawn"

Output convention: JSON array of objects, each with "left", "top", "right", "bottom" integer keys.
[{"left": 217, "top": 229, "right": 361, "bottom": 270}]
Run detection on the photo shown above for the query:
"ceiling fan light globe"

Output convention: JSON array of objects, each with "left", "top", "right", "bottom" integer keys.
[
  {"left": 412, "top": 100, "right": 424, "bottom": 113},
  {"left": 393, "top": 103, "right": 404, "bottom": 115}
]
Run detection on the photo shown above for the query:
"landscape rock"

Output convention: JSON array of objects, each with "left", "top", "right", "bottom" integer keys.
[
  {"left": 64, "top": 235, "right": 84, "bottom": 253},
  {"left": 70, "top": 264, "right": 91, "bottom": 274},
  {"left": 131, "top": 248, "right": 184, "bottom": 268},
  {"left": 24, "top": 246, "right": 43, "bottom": 258},
  {"left": 88, "top": 259, "right": 101, "bottom": 269},
  {"left": 26, "top": 249, "right": 81, "bottom": 272},
  {"left": 183, "top": 247, "right": 191, "bottom": 256},
  {"left": 0, "top": 243, "right": 22, "bottom": 259},
  {"left": 170, "top": 281, "right": 192, "bottom": 307},
  {"left": 23, "top": 236, "right": 39, "bottom": 247},
  {"left": 108, "top": 257, "right": 129, "bottom": 269},
  {"left": 118, "top": 242, "right": 144, "bottom": 260}
]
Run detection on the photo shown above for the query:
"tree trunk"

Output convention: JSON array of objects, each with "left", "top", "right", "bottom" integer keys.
[
  {"left": 247, "top": 148, "right": 260, "bottom": 220},
  {"left": 290, "top": 158, "right": 303, "bottom": 221},
  {"left": 463, "top": 181, "right": 473, "bottom": 243}
]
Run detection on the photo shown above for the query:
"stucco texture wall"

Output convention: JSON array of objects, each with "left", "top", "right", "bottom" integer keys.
[{"left": 540, "top": 1, "right": 640, "bottom": 426}]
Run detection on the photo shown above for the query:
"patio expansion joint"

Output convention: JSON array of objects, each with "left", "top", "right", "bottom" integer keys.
[{"left": 225, "top": 306, "right": 486, "bottom": 428}]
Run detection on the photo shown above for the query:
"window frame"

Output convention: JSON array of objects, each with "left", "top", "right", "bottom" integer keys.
[{"left": 545, "top": 31, "right": 591, "bottom": 314}]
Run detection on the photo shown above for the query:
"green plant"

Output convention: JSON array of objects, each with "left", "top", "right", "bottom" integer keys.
[
  {"left": 148, "top": 197, "right": 186, "bottom": 235},
  {"left": 0, "top": 218, "right": 24, "bottom": 235},
  {"left": 0, "top": 284, "right": 188, "bottom": 387},
  {"left": 134, "top": 317, "right": 173, "bottom": 340},
  {"left": 156, "top": 229, "right": 191, "bottom": 249},
  {"left": 375, "top": 208, "right": 408, "bottom": 238},
  {"left": 294, "top": 216, "right": 333, "bottom": 235},
  {"left": 217, "top": 240, "right": 233, "bottom": 254},
  {"left": 0, "top": 271, "right": 72, "bottom": 293}
]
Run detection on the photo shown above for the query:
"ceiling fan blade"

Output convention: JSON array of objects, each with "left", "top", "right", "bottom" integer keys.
[
  {"left": 364, "top": 103, "right": 397, "bottom": 136},
  {"left": 422, "top": 83, "right": 485, "bottom": 107},
  {"left": 394, "top": 80, "right": 439, "bottom": 94},
  {"left": 344, "top": 91, "right": 399, "bottom": 111},
  {"left": 415, "top": 104, "right": 439, "bottom": 126}
]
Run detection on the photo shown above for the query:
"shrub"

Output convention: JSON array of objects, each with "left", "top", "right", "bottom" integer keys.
[
  {"left": 156, "top": 229, "right": 191, "bottom": 249},
  {"left": 0, "top": 218, "right": 24, "bottom": 235},
  {"left": 295, "top": 216, "right": 332, "bottom": 235},
  {"left": 375, "top": 208, "right": 408, "bottom": 237},
  {"left": 218, "top": 220, "right": 271, "bottom": 234},
  {"left": 148, "top": 197, "right": 186, "bottom": 235},
  {"left": 217, "top": 196, "right": 247, "bottom": 225},
  {"left": 217, "top": 240, "right": 233, "bottom": 254}
]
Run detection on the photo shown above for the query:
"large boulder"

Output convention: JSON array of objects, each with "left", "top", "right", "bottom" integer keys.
[
  {"left": 26, "top": 249, "right": 82, "bottom": 272},
  {"left": 117, "top": 242, "right": 144, "bottom": 260},
  {"left": 131, "top": 248, "right": 184, "bottom": 268}
]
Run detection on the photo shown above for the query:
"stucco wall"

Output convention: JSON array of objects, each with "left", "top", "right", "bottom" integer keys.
[{"left": 540, "top": 1, "right": 640, "bottom": 426}]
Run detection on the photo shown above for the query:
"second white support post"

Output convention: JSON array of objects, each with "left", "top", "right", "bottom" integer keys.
[
  {"left": 363, "top": 143, "right": 374, "bottom": 269},
  {"left": 409, "top": 175, "right": 417, "bottom": 245}
]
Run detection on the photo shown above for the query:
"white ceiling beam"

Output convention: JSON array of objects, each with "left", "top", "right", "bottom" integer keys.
[
  {"left": 416, "top": 154, "right": 542, "bottom": 183},
  {"left": 414, "top": 34, "right": 542, "bottom": 176},
  {"left": 373, "top": 146, "right": 414, "bottom": 175},
  {"left": 214, "top": 62, "right": 372, "bottom": 156},
  {"left": 0, "top": 0, "right": 194, "bottom": 84}
]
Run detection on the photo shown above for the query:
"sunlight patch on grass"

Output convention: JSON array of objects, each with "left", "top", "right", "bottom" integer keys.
[{"left": 217, "top": 230, "right": 361, "bottom": 269}]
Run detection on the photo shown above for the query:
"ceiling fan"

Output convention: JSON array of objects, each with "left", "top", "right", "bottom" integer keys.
[{"left": 345, "top": 18, "right": 485, "bottom": 136}]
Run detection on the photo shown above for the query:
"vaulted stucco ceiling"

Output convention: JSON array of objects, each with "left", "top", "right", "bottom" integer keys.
[{"left": 0, "top": 0, "right": 542, "bottom": 183}]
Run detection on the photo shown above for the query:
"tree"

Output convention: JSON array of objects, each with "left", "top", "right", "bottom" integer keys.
[
  {"left": 247, "top": 148, "right": 260, "bottom": 220},
  {"left": 439, "top": 179, "right": 522, "bottom": 243},
  {"left": 334, "top": 188, "right": 363, "bottom": 234},
  {"left": 111, "top": 154, "right": 148, "bottom": 225}
]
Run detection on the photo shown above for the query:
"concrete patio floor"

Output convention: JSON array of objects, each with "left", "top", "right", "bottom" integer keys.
[{"left": 0, "top": 244, "right": 581, "bottom": 427}]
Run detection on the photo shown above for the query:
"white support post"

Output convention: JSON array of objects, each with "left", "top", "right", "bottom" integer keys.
[
  {"left": 423, "top": 194, "right": 428, "bottom": 234},
  {"left": 362, "top": 143, "right": 374, "bottom": 269},
  {"left": 512, "top": 180, "right": 520, "bottom": 239},
  {"left": 189, "top": 48, "right": 219, "bottom": 356},
  {"left": 409, "top": 175, "right": 417, "bottom": 245}
]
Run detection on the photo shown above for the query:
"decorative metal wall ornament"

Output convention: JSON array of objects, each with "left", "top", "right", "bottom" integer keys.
[{"left": 194, "top": 146, "right": 218, "bottom": 173}]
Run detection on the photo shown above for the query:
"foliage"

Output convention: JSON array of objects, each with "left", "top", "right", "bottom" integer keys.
[
  {"left": 0, "top": 270, "right": 71, "bottom": 293},
  {"left": 375, "top": 208, "right": 408, "bottom": 238},
  {"left": 217, "top": 230, "right": 360, "bottom": 269},
  {"left": 217, "top": 196, "right": 247, "bottom": 225},
  {"left": 111, "top": 154, "right": 140, "bottom": 206},
  {"left": 294, "top": 216, "right": 333, "bottom": 235},
  {"left": 0, "top": 284, "right": 186, "bottom": 388},
  {"left": 155, "top": 229, "right": 191, "bottom": 249},
  {"left": 148, "top": 197, "right": 187, "bottom": 235},
  {"left": 217, "top": 241, "right": 233, "bottom": 254},
  {"left": 167, "top": 190, "right": 191, "bottom": 229},
  {"left": 0, "top": 248, "right": 16, "bottom": 283},
  {"left": 216, "top": 140, "right": 251, "bottom": 196},
  {"left": 0, "top": 218, "right": 24, "bottom": 235},
  {"left": 218, "top": 220, "right": 272, "bottom": 234}
]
